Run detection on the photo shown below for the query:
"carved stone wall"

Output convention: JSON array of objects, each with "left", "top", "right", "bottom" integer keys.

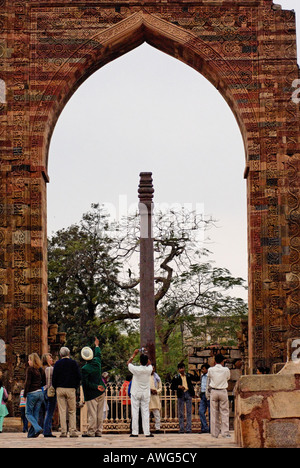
[
  {"left": 0, "top": 1, "right": 299, "bottom": 410},
  {"left": 235, "top": 359, "right": 300, "bottom": 448}
]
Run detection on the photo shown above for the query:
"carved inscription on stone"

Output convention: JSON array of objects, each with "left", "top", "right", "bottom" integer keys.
[{"left": 0, "top": 1, "right": 299, "bottom": 406}]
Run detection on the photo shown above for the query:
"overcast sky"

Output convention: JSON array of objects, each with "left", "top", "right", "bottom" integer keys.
[{"left": 47, "top": 1, "right": 299, "bottom": 300}]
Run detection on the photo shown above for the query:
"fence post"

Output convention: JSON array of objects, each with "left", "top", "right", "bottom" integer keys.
[{"left": 80, "top": 382, "right": 202, "bottom": 433}]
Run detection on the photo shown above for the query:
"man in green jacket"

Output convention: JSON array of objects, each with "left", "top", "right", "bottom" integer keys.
[{"left": 81, "top": 337, "right": 106, "bottom": 437}]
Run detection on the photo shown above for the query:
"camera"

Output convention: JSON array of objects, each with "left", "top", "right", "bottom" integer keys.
[{"left": 139, "top": 347, "right": 146, "bottom": 354}]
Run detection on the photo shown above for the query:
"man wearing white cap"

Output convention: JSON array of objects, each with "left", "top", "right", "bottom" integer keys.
[{"left": 81, "top": 337, "right": 106, "bottom": 437}]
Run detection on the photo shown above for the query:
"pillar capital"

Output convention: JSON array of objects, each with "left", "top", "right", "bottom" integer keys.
[{"left": 138, "top": 172, "right": 154, "bottom": 207}]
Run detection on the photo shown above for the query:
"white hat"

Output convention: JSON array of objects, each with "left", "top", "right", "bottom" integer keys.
[{"left": 81, "top": 347, "right": 94, "bottom": 361}]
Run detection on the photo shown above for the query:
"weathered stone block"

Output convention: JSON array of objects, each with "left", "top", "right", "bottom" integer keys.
[
  {"left": 189, "top": 357, "right": 201, "bottom": 364},
  {"left": 239, "top": 417, "right": 262, "bottom": 449},
  {"left": 238, "top": 374, "right": 297, "bottom": 392},
  {"left": 196, "top": 350, "right": 211, "bottom": 358},
  {"left": 264, "top": 419, "right": 300, "bottom": 449},
  {"left": 230, "top": 350, "right": 242, "bottom": 360},
  {"left": 237, "top": 394, "right": 264, "bottom": 416},
  {"left": 267, "top": 391, "right": 300, "bottom": 419},
  {"left": 235, "top": 369, "right": 300, "bottom": 447}
]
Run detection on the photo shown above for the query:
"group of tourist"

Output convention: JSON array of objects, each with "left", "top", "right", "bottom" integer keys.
[
  {"left": 170, "top": 354, "right": 231, "bottom": 438},
  {"left": 0, "top": 338, "right": 233, "bottom": 439}
]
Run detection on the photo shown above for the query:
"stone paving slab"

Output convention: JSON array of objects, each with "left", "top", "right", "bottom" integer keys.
[{"left": 0, "top": 431, "right": 238, "bottom": 449}]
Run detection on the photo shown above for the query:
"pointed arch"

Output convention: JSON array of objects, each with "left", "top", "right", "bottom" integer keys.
[{"left": 34, "top": 12, "right": 257, "bottom": 168}]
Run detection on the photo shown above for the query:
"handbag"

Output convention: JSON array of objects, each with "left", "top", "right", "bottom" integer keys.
[{"left": 47, "top": 386, "right": 56, "bottom": 398}]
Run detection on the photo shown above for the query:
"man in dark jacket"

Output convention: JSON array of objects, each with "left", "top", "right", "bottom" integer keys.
[
  {"left": 52, "top": 346, "right": 81, "bottom": 438},
  {"left": 81, "top": 337, "right": 106, "bottom": 437},
  {"left": 171, "top": 362, "right": 195, "bottom": 433}
]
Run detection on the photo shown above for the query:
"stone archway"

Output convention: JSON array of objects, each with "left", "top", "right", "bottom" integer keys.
[
  {"left": 0, "top": 1, "right": 299, "bottom": 400},
  {"left": 38, "top": 11, "right": 259, "bottom": 167}
]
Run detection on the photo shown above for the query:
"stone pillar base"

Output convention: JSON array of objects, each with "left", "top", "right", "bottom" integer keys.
[{"left": 234, "top": 360, "right": 300, "bottom": 448}]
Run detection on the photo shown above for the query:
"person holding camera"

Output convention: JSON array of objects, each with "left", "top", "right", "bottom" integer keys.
[{"left": 127, "top": 348, "right": 153, "bottom": 438}]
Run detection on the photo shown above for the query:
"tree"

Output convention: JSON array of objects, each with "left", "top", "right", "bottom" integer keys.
[
  {"left": 48, "top": 204, "right": 247, "bottom": 377},
  {"left": 47, "top": 204, "right": 139, "bottom": 354},
  {"left": 106, "top": 207, "right": 247, "bottom": 371}
]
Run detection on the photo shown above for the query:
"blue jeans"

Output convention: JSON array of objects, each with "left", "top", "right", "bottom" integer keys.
[
  {"left": 20, "top": 407, "right": 28, "bottom": 432},
  {"left": 178, "top": 391, "right": 192, "bottom": 433},
  {"left": 199, "top": 393, "right": 210, "bottom": 432},
  {"left": 25, "top": 390, "right": 44, "bottom": 438},
  {"left": 43, "top": 395, "right": 57, "bottom": 435}
]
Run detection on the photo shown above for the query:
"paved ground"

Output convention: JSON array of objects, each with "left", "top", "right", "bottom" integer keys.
[{"left": 0, "top": 430, "right": 238, "bottom": 450}]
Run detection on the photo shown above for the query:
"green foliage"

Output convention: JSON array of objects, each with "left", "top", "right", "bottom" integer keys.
[
  {"left": 48, "top": 203, "right": 248, "bottom": 381},
  {"left": 89, "top": 323, "right": 140, "bottom": 381},
  {"left": 48, "top": 204, "right": 138, "bottom": 340},
  {"left": 154, "top": 329, "right": 187, "bottom": 380}
]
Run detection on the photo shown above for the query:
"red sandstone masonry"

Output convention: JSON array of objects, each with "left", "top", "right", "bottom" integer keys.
[
  {"left": 0, "top": 0, "right": 299, "bottom": 415},
  {"left": 235, "top": 371, "right": 300, "bottom": 448}
]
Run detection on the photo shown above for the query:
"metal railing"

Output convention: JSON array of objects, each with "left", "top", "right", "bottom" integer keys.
[{"left": 80, "top": 383, "right": 202, "bottom": 433}]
